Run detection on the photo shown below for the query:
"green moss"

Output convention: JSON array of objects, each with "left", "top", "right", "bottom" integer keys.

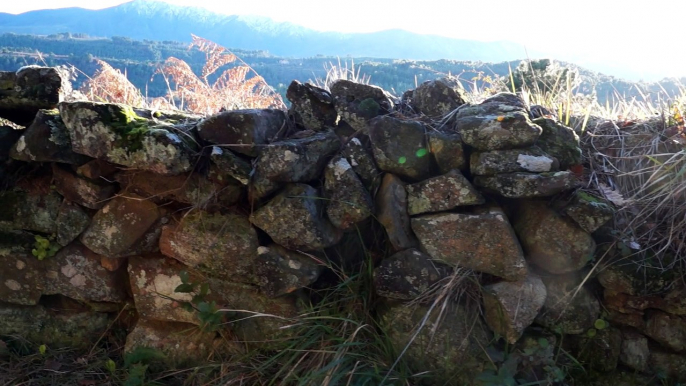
[
  {"left": 577, "top": 191, "right": 602, "bottom": 203},
  {"left": 102, "top": 104, "right": 151, "bottom": 153},
  {"left": 358, "top": 98, "right": 380, "bottom": 118}
]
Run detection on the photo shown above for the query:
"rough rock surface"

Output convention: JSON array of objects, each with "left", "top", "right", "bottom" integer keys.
[
  {"left": 454, "top": 93, "right": 542, "bottom": 150},
  {"left": 323, "top": 155, "right": 373, "bottom": 230},
  {"left": 0, "top": 66, "right": 68, "bottom": 126},
  {"left": 0, "top": 189, "right": 62, "bottom": 234},
  {"left": 0, "top": 303, "right": 112, "bottom": 349},
  {"left": 128, "top": 255, "right": 199, "bottom": 324},
  {"left": 482, "top": 273, "right": 547, "bottom": 343},
  {"left": 533, "top": 117, "right": 582, "bottom": 169},
  {"left": 124, "top": 319, "right": 221, "bottom": 366},
  {"left": 250, "top": 184, "right": 342, "bottom": 251},
  {"left": 116, "top": 170, "right": 242, "bottom": 209},
  {"left": 9, "top": 109, "right": 90, "bottom": 164},
  {"left": 411, "top": 207, "right": 528, "bottom": 281},
  {"left": 380, "top": 301, "right": 491, "bottom": 384},
  {"left": 0, "top": 230, "right": 45, "bottom": 305},
  {"left": 376, "top": 174, "right": 418, "bottom": 251},
  {"left": 373, "top": 249, "right": 449, "bottom": 300},
  {"left": 649, "top": 350, "right": 686, "bottom": 382},
  {"left": 342, "top": 137, "right": 381, "bottom": 190},
  {"left": 253, "top": 130, "right": 340, "bottom": 182},
  {"left": 80, "top": 194, "right": 161, "bottom": 257},
  {"left": 427, "top": 131, "right": 467, "bottom": 173},
  {"left": 470, "top": 147, "right": 559, "bottom": 176},
  {"left": 368, "top": 116, "right": 431, "bottom": 180},
  {"left": 513, "top": 200, "right": 595, "bottom": 274},
  {"left": 570, "top": 327, "right": 622, "bottom": 372},
  {"left": 563, "top": 192, "right": 614, "bottom": 233},
  {"left": 286, "top": 80, "right": 337, "bottom": 131},
  {"left": 76, "top": 159, "right": 119, "bottom": 180},
  {"left": 52, "top": 163, "right": 116, "bottom": 209},
  {"left": 535, "top": 273, "right": 600, "bottom": 334},
  {"left": 0, "top": 125, "right": 23, "bottom": 161},
  {"left": 619, "top": 330, "right": 649, "bottom": 372},
  {"left": 209, "top": 146, "right": 252, "bottom": 185},
  {"left": 56, "top": 199, "right": 91, "bottom": 246},
  {"left": 411, "top": 77, "right": 465, "bottom": 117},
  {"left": 644, "top": 311, "right": 686, "bottom": 352},
  {"left": 197, "top": 108, "right": 286, "bottom": 157},
  {"left": 330, "top": 79, "right": 393, "bottom": 131},
  {"left": 597, "top": 255, "right": 680, "bottom": 297},
  {"left": 254, "top": 244, "right": 322, "bottom": 297},
  {"left": 474, "top": 171, "right": 578, "bottom": 198},
  {"left": 159, "top": 210, "right": 258, "bottom": 282},
  {"left": 405, "top": 169, "right": 484, "bottom": 215}
]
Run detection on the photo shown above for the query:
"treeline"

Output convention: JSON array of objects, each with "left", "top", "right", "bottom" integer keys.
[{"left": 0, "top": 32, "right": 683, "bottom": 104}]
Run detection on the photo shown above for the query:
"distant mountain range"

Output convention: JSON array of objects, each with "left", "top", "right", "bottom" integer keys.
[{"left": 0, "top": 0, "right": 538, "bottom": 62}]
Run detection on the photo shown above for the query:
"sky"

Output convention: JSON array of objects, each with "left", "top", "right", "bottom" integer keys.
[{"left": 2, "top": 0, "right": 685, "bottom": 81}]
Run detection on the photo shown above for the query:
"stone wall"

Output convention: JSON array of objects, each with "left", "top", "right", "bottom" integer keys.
[{"left": 0, "top": 66, "right": 685, "bottom": 384}]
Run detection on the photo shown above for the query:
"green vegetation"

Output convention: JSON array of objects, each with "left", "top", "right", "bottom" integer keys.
[{"left": 31, "top": 235, "right": 59, "bottom": 260}]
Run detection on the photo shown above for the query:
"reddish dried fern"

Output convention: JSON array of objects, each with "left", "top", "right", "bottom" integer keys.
[{"left": 79, "top": 59, "right": 146, "bottom": 107}]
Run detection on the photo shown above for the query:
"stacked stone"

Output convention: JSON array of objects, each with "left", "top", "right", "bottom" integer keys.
[{"left": 0, "top": 67, "right": 684, "bottom": 382}]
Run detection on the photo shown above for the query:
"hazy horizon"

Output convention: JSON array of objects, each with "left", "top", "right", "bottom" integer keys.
[{"left": 1, "top": 0, "right": 684, "bottom": 82}]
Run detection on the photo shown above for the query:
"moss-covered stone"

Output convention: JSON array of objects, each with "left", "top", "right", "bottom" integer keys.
[
  {"left": 563, "top": 191, "right": 614, "bottom": 233},
  {"left": 427, "top": 130, "right": 467, "bottom": 173},
  {"left": 342, "top": 137, "right": 381, "bottom": 191},
  {"left": 59, "top": 101, "right": 197, "bottom": 175},
  {"left": 411, "top": 206, "right": 528, "bottom": 281},
  {"left": 368, "top": 115, "right": 431, "bottom": 181},
  {"left": 250, "top": 184, "right": 342, "bottom": 251},
  {"left": 80, "top": 194, "right": 161, "bottom": 257},
  {"left": 513, "top": 200, "right": 595, "bottom": 274},
  {"left": 159, "top": 210, "right": 259, "bottom": 282},
  {"left": 535, "top": 273, "right": 600, "bottom": 334},
  {"left": 10, "top": 109, "right": 91, "bottom": 164},
  {"left": 0, "top": 189, "right": 62, "bottom": 234},
  {"left": 323, "top": 155, "right": 373, "bottom": 230},
  {"left": 474, "top": 171, "right": 578, "bottom": 198},
  {"left": 379, "top": 301, "right": 491, "bottom": 385},
  {"left": 470, "top": 147, "right": 559, "bottom": 176},
  {"left": 253, "top": 244, "right": 322, "bottom": 297},
  {"left": 405, "top": 169, "right": 484, "bottom": 215},
  {"left": 286, "top": 80, "right": 337, "bottom": 131},
  {"left": 373, "top": 249, "right": 450, "bottom": 300},
  {"left": 0, "top": 230, "right": 44, "bottom": 305},
  {"left": 209, "top": 146, "right": 252, "bottom": 186},
  {"left": 411, "top": 76, "right": 466, "bottom": 117},
  {"left": 532, "top": 117, "right": 582, "bottom": 169},
  {"left": 455, "top": 93, "right": 542, "bottom": 150},
  {"left": 482, "top": 273, "right": 547, "bottom": 343},
  {"left": 56, "top": 200, "right": 92, "bottom": 246},
  {"left": 0, "top": 66, "right": 67, "bottom": 126},
  {"left": 330, "top": 79, "right": 393, "bottom": 131}
]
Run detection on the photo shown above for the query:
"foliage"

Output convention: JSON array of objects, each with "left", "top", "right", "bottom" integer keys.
[
  {"left": 32, "top": 235, "right": 60, "bottom": 260},
  {"left": 173, "top": 270, "right": 223, "bottom": 332}
]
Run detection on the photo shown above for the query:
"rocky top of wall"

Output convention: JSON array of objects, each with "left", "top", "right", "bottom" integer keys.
[{"left": 0, "top": 66, "right": 684, "bottom": 383}]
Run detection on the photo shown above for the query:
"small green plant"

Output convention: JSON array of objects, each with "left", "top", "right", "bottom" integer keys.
[
  {"left": 174, "top": 270, "right": 223, "bottom": 332},
  {"left": 122, "top": 346, "right": 166, "bottom": 386},
  {"left": 32, "top": 235, "right": 60, "bottom": 260}
]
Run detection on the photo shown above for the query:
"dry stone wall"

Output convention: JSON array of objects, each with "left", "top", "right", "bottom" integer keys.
[{"left": 0, "top": 66, "right": 685, "bottom": 383}]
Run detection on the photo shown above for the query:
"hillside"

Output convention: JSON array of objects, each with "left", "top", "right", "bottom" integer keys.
[
  {"left": 0, "top": 0, "right": 532, "bottom": 62},
  {"left": 1, "top": 32, "right": 684, "bottom": 106}
]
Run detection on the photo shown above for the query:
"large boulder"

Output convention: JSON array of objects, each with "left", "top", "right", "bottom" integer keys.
[
  {"left": 411, "top": 207, "right": 528, "bottom": 281},
  {"left": 454, "top": 93, "right": 542, "bottom": 150},
  {"left": 373, "top": 249, "right": 450, "bottom": 300},
  {"left": 80, "top": 194, "right": 162, "bottom": 257},
  {"left": 482, "top": 273, "right": 547, "bottom": 343},
  {"left": 250, "top": 184, "right": 342, "bottom": 251},
  {"left": 253, "top": 130, "right": 340, "bottom": 183},
  {"left": 376, "top": 174, "right": 418, "bottom": 251},
  {"left": 513, "top": 200, "right": 595, "bottom": 274},
  {"left": 323, "top": 155, "right": 373, "bottom": 230},
  {"left": 159, "top": 210, "right": 258, "bottom": 282},
  {"left": 330, "top": 80, "right": 393, "bottom": 131},
  {"left": 474, "top": 171, "right": 578, "bottom": 198},
  {"left": 368, "top": 116, "right": 431, "bottom": 181},
  {"left": 9, "top": 109, "right": 90, "bottom": 164},
  {"left": 405, "top": 169, "right": 484, "bottom": 215},
  {"left": 59, "top": 102, "right": 198, "bottom": 175},
  {"left": 411, "top": 77, "right": 466, "bottom": 117},
  {"left": 286, "top": 80, "right": 337, "bottom": 131},
  {"left": 0, "top": 66, "right": 69, "bottom": 126},
  {"left": 196, "top": 108, "right": 286, "bottom": 157}
]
